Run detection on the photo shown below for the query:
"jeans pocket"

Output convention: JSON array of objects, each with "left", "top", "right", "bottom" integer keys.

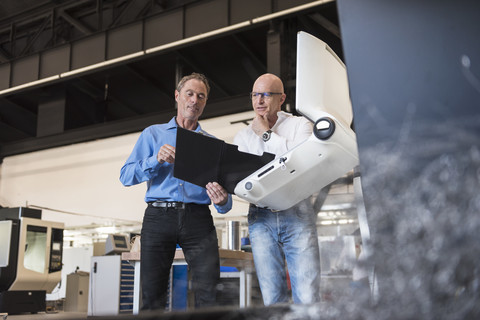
[{"left": 247, "top": 209, "right": 258, "bottom": 225}]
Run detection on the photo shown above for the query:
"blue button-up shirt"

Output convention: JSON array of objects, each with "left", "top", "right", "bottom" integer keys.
[{"left": 120, "top": 117, "right": 232, "bottom": 214}]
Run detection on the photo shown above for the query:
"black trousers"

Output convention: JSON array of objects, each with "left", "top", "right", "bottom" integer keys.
[{"left": 140, "top": 203, "right": 220, "bottom": 311}]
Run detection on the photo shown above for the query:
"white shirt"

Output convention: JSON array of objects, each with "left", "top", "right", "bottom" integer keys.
[{"left": 234, "top": 111, "right": 313, "bottom": 157}]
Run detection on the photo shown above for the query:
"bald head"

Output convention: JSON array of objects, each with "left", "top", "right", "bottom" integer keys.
[{"left": 253, "top": 73, "right": 284, "bottom": 94}]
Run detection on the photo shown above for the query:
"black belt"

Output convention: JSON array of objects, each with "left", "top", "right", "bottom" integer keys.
[{"left": 150, "top": 201, "right": 185, "bottom": 209}]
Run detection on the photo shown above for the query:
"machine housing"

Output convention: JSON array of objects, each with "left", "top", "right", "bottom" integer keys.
[{"left": 0, "top": 207, "right": 63, "bottom": 314}]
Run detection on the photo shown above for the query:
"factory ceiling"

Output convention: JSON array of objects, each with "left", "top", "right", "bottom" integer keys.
[{"left": 0, "top": 0, "right": 343, "bottom": 159}]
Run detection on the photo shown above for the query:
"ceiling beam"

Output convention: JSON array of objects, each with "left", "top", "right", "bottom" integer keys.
[
  {"left": 110, "top": 0, "right": 137, "bottom": 28},
  {"left": 0, "top": 110, "right": 172, "bottom": 159},
  {"left": 308, "top": 12, "right": 341, "bottom": 38},
  {"left": 124, "top": 64, "right": 174, "bottom": 101},
  {"left": 0, "top": 121, "right": 32, "bottom": 143},
  {"left": 0, "top": 47, "right": 10, "bottom": 62},
  {"left": 232, "top": 34, "right": 267, "bottom": 74},
  {"left": 20, "top": 14, "right": 52, "bottom": 56},
  {"left": 0, "top": 94, "right": 250, "bottom": 158},
  {"left": 175, "top": 51, "right": 232, "bottom": 97},
  {"left": 0, "top": 97, "right": 37, "bottom": 136},
  {"left": 58, "top": 9, "right": 93, "bottom": 35},
  {"left": 72, "top": 77, "right": 142, "bottom": 117}
]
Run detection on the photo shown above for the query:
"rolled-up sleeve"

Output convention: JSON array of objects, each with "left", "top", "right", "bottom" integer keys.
[{"left": 119, "top": 129, "right": 163, "bottom": 186}]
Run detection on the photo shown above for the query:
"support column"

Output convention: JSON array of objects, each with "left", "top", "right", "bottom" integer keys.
[
  {"left": 266, "top": 26, "right": 281, "bottom": 76},
  {"left": 37, "top": 92, "right": 65, "bottom": 137}
]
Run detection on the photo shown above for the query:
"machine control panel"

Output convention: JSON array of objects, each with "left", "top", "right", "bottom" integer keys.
[{"left": 49, "top": 228, "right": 63, "bottom": 273}]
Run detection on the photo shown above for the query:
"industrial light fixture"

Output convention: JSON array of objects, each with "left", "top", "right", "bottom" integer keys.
[
  {"left": 0, "top": 51, "right": 145, "bottom": 96},
  {"left": 145, "top": 21, "right": 251, "bottom": 55},
  {"left": 251, "top": 0, "right": 331, "bottom": 24},
  {"left": 60, "top": 51, "right": 145, "bottom": 78},
  {"left": 0, "top": 75, "right": 60, "bottom": 95}
]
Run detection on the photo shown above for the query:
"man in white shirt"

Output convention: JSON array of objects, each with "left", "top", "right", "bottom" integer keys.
[{"left": 234, "top": 73, "right": 321, "bottom": 305}]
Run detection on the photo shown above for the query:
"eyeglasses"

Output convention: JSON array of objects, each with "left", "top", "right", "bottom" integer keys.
[{"left": 250, "top": 92, "right": 282, "bottom": 100}]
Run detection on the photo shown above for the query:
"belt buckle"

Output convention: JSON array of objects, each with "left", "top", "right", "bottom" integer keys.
[{"left": 151, "top": 201, "right": 185, "bottom": 209}]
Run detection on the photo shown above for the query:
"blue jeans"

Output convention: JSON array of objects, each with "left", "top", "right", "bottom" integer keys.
[
  {"left": 140, "top": 203, "right": 220, "bottom": 310},
  {"left": 248, "top": 199, "right": 321, "bottom": 305}
]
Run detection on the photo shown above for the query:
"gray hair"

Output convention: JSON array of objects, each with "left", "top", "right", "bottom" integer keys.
[{"left": 176, "top": 72, "right": 210, "bottom": 97}]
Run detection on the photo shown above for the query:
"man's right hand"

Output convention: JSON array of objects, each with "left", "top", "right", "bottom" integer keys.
[
  {"left": 251, "top": 114, "right": 270, "bottom": 136},
  {"left": 157, "top": 144, "right": 176, "bottom": 164}
]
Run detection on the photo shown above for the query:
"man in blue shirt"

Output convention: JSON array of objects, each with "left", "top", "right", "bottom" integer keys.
[{"left": 120, "top": 73, "right": 232, "bottom": 311}]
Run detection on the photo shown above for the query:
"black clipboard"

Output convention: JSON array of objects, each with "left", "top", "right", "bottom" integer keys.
[{"left": 174, "top": 127, "right": 275, "bottom": 194}]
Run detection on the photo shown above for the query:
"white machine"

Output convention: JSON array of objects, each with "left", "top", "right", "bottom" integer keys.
[
  {"left": 88, "top": 234, "right": 134, "bottom": 316},
  {"left": 234, "top": 31, "right": 359, "bottom": 210},
  {"left": 0, "top": 207, "right": 64, "bottom": 314},
  {"left": 88, "top": 255, "right": 134, "bottom": 316}
]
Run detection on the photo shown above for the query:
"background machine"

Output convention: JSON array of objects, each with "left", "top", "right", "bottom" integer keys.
[
  {"left": 88, "top": 234, "right": 134, "bottom": 316},
  {"left": 0, "top": 207, "right": 63, "bottom": 314}
]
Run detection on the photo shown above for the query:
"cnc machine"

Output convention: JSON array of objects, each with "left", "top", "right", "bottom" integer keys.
[{"left": 0, "top": 207, "right": 63, "bottom": 314}]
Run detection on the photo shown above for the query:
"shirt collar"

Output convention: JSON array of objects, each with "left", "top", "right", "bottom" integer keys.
[
  {"left": 270, "top": 111, "right": 291, "bottom": 130},
  {"left": 167, "top": 116, "right": 204, "bottom": 133},
  {"left": 276, "top": 111, "right": 291, "bottom": 120}
]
